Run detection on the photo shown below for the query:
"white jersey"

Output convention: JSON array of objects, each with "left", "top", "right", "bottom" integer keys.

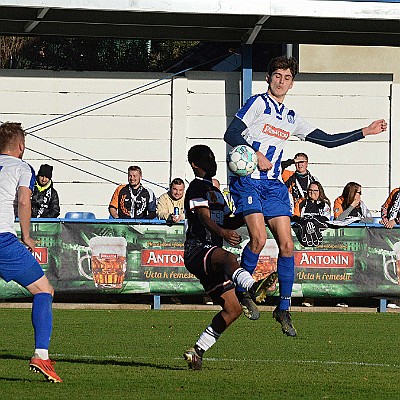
[
  {"left": 0, "top": 155, "right": 35, "bottom": 235},
  {"left": 236, "top": 93, "right": 315, "bottom": 180}
]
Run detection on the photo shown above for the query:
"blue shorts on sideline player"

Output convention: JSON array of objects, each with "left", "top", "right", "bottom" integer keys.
[
  {"left": 0, "top": 232, "right": 44, "bottom": 287},
  {"left": 230, "top": 176, "right": 291, "bottom": 219}
]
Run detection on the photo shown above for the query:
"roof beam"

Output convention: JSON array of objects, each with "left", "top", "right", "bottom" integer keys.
[
  {"left": 24, "top": 7, "right": 49, "bottom": 33},
  {"left": 243, "top": 15, "right": 269, "bottom": 44}
]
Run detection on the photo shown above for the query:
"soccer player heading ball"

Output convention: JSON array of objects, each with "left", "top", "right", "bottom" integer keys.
[{"left": 224, "top": 56, "right": 387, "bottom": 336}]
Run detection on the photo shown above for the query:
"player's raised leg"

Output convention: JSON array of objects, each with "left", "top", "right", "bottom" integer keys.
[
  {"left": 235, "top": 213, "right": 267, "bottom": 319},
  {"left": 267, "top": 215, "right": 297, "bottom": 337},
  {"left": 214, "top": 247, "right": 276, "bottom": 314}
]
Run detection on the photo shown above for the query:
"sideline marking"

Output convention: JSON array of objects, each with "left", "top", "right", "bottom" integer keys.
[{"left": 53, "top": 353, "right": 400, "bottom": 369}]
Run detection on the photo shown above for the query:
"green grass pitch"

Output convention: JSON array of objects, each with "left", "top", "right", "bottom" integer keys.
[{"left": 0, "top": 309, "right": 399, "bottom": 400}]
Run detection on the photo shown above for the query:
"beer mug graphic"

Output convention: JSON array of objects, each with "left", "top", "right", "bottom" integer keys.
[
  {"left": 384, "top": 241, "right": 400, "bottom": 285},
  {"left": 252, "top": 239, "right": 279, "bottom": 282},
  {"left": 78, "top": 236, "right": 127, "bottom": 289}
]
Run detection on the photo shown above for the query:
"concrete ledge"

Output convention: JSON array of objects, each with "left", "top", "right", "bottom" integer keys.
[{"left": 0, "top": 302, "right": 399, "bottom": 313}]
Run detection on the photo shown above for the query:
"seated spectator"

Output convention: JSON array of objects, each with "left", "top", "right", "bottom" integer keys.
[
  {"left": 31, "top": 164, "right": 60, "bottom": 218},
  {"left": 292, "top": 181, "right": 331, "bottom": 307},
  {"left": 292, "top": 181, "right": 331, "bottom": 222},
  {"left": 333, "top": 181, "right": 372, "bottom": 308},
  {"left": 282, "top": 153, "right": 319, "bottom": 211},
  {"left": 109, "top": 165, "right": 156, "bottom": 219},
  {"left": 380, "top": 187, "right": 400, "bottom": 229},
  {"left": 156, "top": 178, "right": 185, "bottom": 223},
  {"left": 333, "top": 182, "right": 373, "bottom": 222}
]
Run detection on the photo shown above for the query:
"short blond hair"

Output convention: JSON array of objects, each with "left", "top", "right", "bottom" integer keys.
[{"left": 0, "top": 122, "right": 25, "bottom": 153}]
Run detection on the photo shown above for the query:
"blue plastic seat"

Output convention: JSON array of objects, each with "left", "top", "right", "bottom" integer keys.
[{"left": 64, "top": 211, "right": 96, "bottom": 219}]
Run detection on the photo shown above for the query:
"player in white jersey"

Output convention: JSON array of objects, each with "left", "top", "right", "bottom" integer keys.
[
  {"left": 224, "top": 56, "right": 387, "bottom": 336},
  {"left": 0, "top": 122, "right": 62, "bottom": 382}
]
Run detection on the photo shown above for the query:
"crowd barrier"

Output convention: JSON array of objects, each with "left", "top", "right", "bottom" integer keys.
[{"left": 2, "top": 218, "right": 400, "bottom": 311}]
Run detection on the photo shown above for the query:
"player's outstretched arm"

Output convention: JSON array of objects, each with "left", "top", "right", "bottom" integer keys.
[
  {"left": 362, "top": 119, "right": 387, "bottom": 136},
  {"left": 305, "top": 119, "right": 387, "bottom": 148}
]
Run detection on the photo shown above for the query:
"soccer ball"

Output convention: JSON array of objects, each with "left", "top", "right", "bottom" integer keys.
[{"left": 227, "top": 145, "right": 258, "bottom": 176}]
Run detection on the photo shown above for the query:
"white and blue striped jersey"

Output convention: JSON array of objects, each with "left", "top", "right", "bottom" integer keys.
[
  {"left": 236, "top": 93, "right": 315, "bottom": 180},
  {"left": 0, "top": 155, "right": 35, "bottom": 235}
]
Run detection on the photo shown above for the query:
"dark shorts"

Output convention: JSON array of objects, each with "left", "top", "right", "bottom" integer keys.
[
  {"left": 184, "top": 239, "right": 235, "bottom": 299},
  {"left": 0, "top": 232, "right": 44, "bottom": 287},
  {"left": 230, "top": 176, "right": 291, "bottom": 218}
]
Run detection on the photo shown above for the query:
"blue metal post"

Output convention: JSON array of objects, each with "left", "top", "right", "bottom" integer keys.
[
  {"left": 241, "top": 44, "right": 252, "bottom": 106},
  {"left": 379, "top": 298, "right": 387, "bottom": 313},
  {"left": 153, "top": 295, "right": 161, "bottom": 310}
]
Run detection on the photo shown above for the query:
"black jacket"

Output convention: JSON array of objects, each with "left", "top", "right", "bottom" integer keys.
[{"left": 31, "top": 180, "right": 60, "bottom": 218}]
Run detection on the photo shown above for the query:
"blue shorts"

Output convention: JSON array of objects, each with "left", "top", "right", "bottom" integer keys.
[
  {"left": 230, "top": 176, "right": 291, "bottom": 219},
  {"left": 0, "top": 233, "right": 44, "bottom": 287}
]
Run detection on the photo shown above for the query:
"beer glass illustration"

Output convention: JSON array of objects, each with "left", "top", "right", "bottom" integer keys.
[
  {"left": 78, "top": 237, "right": 127, "bottom": 288},
  {"left": 384, "top": 241, "right": 400, "bottom": 285},
  {"left": 252, "top": 239, "right": 279, "bottom": 282}
]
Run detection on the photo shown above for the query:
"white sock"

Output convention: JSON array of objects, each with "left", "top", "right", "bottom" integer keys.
[
  {"left": 34, "top": 349, "right": 49, "bottom": 360},
  {"left": 196, "top": 325, "right": 221, "bottom": 352},
  {"left": 231, "top": 268, "right": 255, "bottom": 291}
]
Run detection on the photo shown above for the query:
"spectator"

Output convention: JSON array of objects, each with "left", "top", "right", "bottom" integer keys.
[
  {"left": 292, "top": 181, "right": 331, "bottom": 307},
  {"left": 380, "top": 187, "right": 400, "bottom": 229},
  {"left": 109, "top": 165, "right": 156, "bottom": 219},
  {"left": 333, "top": 182, "right": 373, "bottom": 222},
  {"left": 283, "top": 152, "right": 319, "bottom": 204},
  {"left": 31, "top": 164, "right": 60, "bottom": 218},
  {"left": 156, "top": 178, "right": 185, "bottom": 223},
  {"left": 292, "top": 181, "right": 330, "bottom": 222},
  {"left": 333, "top": 182, "right": 372, "bottom": 308}
]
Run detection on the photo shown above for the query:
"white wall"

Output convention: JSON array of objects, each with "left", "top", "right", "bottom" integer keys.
[{"left": 0, "top": 69, "right": 393, "bottom": 217}]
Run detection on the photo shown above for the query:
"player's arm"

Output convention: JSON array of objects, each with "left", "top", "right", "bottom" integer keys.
[
  {"left": 224, "top": 117, "right": 272, "bottom": 171},
  {"left": 305, "top": 120, "right": 387, "bottom": 148},
  {"left": 18, "top": 186, "right": 35, "bottom": 251},
  {"left": 195, "top": 206, "right": 241, "bottom": 246}
]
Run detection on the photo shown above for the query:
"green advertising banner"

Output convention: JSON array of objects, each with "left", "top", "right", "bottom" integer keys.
[{"left": 1, "top": 221, "right": 400, "bottom": 300}]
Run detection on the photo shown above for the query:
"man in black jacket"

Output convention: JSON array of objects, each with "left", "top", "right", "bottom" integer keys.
[{"left": 31, "top": 164, "right": 60, "bottom": 218}]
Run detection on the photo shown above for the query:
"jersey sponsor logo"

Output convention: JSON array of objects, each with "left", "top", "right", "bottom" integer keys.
[{"left": 261, "top": 124, "right": 290, "bottom": 140}]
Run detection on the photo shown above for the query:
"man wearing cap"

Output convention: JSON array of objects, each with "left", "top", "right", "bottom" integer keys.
[{"left": 31, "top": 164, "right": 60, "bottom": 218}]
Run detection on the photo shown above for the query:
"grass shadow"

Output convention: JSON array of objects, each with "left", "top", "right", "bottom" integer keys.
[{"left": 0, "top": 353, "right": 184, "bottom": 371}]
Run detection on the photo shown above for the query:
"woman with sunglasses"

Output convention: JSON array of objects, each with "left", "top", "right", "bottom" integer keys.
[
  {"left": 292, "top": 181, "right": 331, "bottom": 222},
  {"left": 333, "top": 181, "right": 372, "bottom": 222}
]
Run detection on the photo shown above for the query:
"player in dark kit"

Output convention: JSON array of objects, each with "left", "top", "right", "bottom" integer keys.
[{"left": 183, "top": 145, "right": 277, "bottom": 370}]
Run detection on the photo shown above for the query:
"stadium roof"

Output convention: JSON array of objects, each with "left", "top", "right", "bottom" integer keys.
[{"left": 1, "top": 0, "right": 400, "bottom": 46}]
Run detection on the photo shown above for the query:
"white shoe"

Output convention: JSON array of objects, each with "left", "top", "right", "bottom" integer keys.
[
  {"left": 302, "top": 302, "right": 313, "bottom": 307},
  {"left": 387, "top": 303, "right": 400, "bottom": 309},
  {"left": 336, "top": 303, "right": 348, "bottom": 308}
]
